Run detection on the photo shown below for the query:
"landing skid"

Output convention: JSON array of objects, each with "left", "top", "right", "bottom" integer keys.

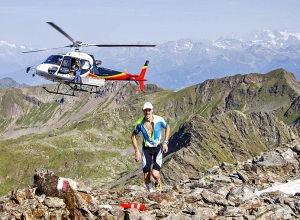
[
  {"left": 42, "top": 82, "right": 103, "bottom": 96},
  {"left": 43, "top": 86, "right": 76, "bottom": 96}
]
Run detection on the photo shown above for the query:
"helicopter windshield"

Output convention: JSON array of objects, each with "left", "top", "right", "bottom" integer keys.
[{"left": 44, "top": 55, "right": 63, "bottom": 65}]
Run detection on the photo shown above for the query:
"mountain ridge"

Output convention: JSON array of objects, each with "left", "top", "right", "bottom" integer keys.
[
  {"left": 0, "top": 77, "right": 29, "bottom": 88},
  {"left": 110, "top": 110, "right": 298, "bottom": 189},
  {"left": 0, "top": 68, "right": 299, "bottom": 197}
]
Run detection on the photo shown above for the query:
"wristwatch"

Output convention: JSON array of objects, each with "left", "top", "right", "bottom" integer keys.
[{"left": 164, "top": 141, "right": 169, "bottom": 144}]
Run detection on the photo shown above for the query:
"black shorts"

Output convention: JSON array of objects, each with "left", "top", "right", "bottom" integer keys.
[{"left": 142, "top": 145, "right": 163, "bottom": 173}]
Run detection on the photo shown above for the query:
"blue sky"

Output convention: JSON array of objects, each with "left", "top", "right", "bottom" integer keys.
[{"left": 1, "top": 0, "right": 300, "bottom": 48}]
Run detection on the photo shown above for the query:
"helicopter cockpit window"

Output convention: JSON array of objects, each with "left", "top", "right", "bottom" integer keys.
[{"left": 44, "top": 55, "right": 63, "bottom": 65}]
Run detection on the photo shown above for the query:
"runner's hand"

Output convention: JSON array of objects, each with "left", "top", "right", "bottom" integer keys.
[
  {"left": 135, "top": 151, "right": 141, "bottom": 162},
  {"left": 163, "top": 143, "right": 168, "bottom": 153}
]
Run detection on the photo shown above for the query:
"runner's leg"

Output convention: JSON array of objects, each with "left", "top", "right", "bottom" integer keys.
[
  {"left": 152, "top": 145, "right": 163, "bottom": 183},
  {"left": 142, "top": 147, "right": 154, "bottom": 191}
]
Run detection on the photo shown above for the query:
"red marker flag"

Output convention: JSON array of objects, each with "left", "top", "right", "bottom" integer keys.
[{"left": 120, "top": 202, "right": 146, "bottom": 211}]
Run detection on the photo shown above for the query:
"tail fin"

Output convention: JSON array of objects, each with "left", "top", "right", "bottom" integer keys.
[{"left": 137, "top": 60, "right": 149, "bottom": 91}]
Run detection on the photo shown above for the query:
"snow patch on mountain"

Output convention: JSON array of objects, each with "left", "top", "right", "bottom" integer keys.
[{"left": 0, "top": 41, "right": 17, "bottom": 48}]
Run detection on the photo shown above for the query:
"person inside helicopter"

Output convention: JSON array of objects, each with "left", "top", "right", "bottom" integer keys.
[
  {"left": 71, "top": 59, "right": 80, "bottom": 70},
  {"left": 57, "top": 58, "right": 62, "bottom": 66},
  {"left": 74, "top": 65, "right": 81, "bottom": 83}
]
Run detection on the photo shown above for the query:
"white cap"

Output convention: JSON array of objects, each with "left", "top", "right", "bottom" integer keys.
[{"left": 142, "top": 102, "right": 153, "bottom": 110}]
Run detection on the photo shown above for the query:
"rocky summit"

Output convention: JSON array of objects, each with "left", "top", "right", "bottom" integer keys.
[{"left": 0, "top": 138, "right": 300, "bottom": 219}]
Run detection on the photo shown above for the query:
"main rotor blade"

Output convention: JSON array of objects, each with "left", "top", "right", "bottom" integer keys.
[
  {"left": 87, "top": 44, "right": 156, "bottom": 47},
  {"left": 47, "top": 22, "right": 75, "bottom": 43},
  {"left": 22, "top": 45, "right": 71, "bottom": 53}
]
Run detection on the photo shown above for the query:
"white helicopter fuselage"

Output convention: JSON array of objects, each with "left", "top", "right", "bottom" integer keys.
[
  {"left": 36, "top": 63, "right": 74, "bottom": 81},
  {"left": 28, "top": 51, "right": 105, "bottom": 87},
  {"left": 35, "top": 51, "right": 94, "bottom": 81}
]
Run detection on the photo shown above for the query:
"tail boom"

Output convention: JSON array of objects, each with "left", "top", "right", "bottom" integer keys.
[{"left": 92, "top": 60, "right": 149, "bottom": 91}]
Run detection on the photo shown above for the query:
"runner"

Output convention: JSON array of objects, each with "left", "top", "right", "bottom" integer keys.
[{"left": 131, "top": 102, "right": 170, "bottom": 192}]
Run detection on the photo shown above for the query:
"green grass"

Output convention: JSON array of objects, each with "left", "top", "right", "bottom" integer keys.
[{"left": 16, "top": 102, "right": 60, "bottom": 126}]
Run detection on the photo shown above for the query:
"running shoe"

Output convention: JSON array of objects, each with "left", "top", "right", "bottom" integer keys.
[{"left": 155, "top": 182, "right": 162, "bottom": 191}]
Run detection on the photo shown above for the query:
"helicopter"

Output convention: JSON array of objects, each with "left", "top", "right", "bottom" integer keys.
[{"left": 23, "top": 22, "right": 156, "bottom": 96}]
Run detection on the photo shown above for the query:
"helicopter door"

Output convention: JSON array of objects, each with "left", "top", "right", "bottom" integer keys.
[
  {"left": 80, "top": 59, "right": 91, "bottom": 75},
  {"left": 59, "top": 56, "right": 72, "bottom": 74}
]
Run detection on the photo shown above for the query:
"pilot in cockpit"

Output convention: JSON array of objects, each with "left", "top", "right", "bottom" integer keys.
[{"left": 57, "top": 58, "right": 62, "bottom": 66}]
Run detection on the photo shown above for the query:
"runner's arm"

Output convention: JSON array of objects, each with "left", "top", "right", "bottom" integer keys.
[
  {"left": 131, "top": 131, "right": 141, "bottom": 162},
  {"left": 164, "top": 125, "right": 170, "bottom": 143},
  {"left": 162, "top": 125, "right": 170, "bottom": 153}
]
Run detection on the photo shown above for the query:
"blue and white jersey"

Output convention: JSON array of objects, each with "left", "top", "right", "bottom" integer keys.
[{"left": 133, "top": 115, "right": 168, "bottom": 147}]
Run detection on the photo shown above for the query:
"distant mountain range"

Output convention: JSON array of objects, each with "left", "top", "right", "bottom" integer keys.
[{"left": 1, "top": 30, "right": 300, "bottom": 90}]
